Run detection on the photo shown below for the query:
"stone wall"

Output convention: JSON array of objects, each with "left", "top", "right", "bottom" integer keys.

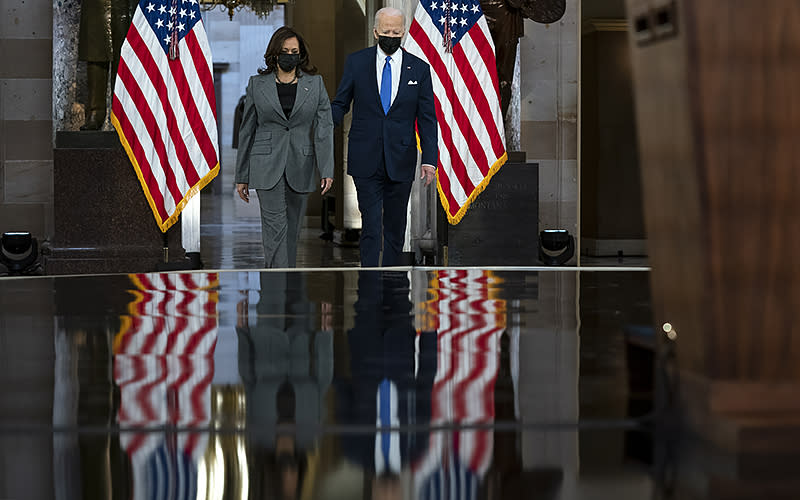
[
  {"left": 0, "top": 0, "right": 54, "bottom": 239},
  {"left": 0, "top": 1, "right": 55, "bottom": 496}
]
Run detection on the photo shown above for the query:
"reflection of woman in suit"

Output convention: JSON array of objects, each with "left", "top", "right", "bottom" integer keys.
[
  {"left": 237, "top": 272, "right": 333, "bottom": 499},
  {"left": 235, "top": 27, "right": 334, "bottom": 268}
]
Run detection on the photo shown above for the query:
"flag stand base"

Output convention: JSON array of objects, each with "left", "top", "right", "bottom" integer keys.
[
  {"left": 156, "top": 251, "right": 203, "bottom": 271},
  {"left": 440, "top": 160, "right": 540, "bottom": 266}
]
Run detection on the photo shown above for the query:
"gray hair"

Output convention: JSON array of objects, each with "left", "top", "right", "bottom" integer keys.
[{"left": 374, "top": 7, "right": 405, "bottom": 29}]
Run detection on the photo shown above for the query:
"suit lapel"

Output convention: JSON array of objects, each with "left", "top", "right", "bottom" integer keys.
[
  {"left": 368, "top": 46, "right": 385, "bottom": 114},
  {"left": 259, "top": 76, "right": 287, "bottom": 123},
  {"left": 288, "top": 73, "right": 312, "bottom": 120},
  {"left": 389, "top": 51, "right": 413, "bottom": 115}
]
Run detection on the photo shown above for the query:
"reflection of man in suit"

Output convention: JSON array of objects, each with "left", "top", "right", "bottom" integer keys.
[
  {"left": 236, "top": 272, "right": 333, "bottom": 499},
  {"left": 78, "top": 0, "right": 138, "bottom": 130},
  {"left": 337, "top": 271, "right": 437, "bottom": 499},
  {"left": 331, "top": 7, "right": 439, "bottom": 267}
]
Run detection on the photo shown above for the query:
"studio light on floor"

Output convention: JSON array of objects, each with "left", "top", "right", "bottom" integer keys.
[
  {"left": 0, "top": 232, "right": 41, "bottom": 275},
  {"left": 538, "top": 229, "right": 575, "bottom": 266}
]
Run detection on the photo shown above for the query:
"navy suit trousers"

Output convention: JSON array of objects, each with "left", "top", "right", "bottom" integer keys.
[{"left": 352, "top": 154, "right": 413, "bottom": 267}]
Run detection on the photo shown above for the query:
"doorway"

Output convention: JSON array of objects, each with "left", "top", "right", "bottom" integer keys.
[{"left": 580, "top": 0, "right": 646, "bottom": 260}]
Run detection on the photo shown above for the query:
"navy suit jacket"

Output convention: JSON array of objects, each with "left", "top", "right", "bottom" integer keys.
[
  {"left": 331, "top": 46, "right": 438, "bottom": 182},
  {"left": 336, "top": 272, "right": 437, "bottom": 471}
]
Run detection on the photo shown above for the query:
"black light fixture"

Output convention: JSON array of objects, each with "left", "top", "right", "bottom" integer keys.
[
  {"left": 538, "top": 229, "right": 574, "bottom": 266},
  {"left": 0, "top": 232, "right": 40, "bottom": 275}
]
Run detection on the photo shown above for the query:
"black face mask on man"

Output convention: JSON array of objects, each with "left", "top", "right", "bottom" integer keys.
[
  {"left": 377, "top": 35, "right": 402, "bottom": 55},
  {"left": 277, "top": 53, "right": 301, "bottom": 72}
]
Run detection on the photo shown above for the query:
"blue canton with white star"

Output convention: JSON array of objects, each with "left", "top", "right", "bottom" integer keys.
[
  {"left": 140, "top": 0, "right": 202, "bottom": 54},
  {"left": 422, "top": 0, "right": 483, "bottom": 46}
]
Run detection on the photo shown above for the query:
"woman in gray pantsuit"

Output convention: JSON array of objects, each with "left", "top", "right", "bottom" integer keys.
[{"left": 235, "top": 27, "right": 334, "bottom": 268}]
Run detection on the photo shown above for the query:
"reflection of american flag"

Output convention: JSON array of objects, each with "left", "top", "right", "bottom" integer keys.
[
  {"left": 114, "top": 272, "right": 219, "bottom": 500},
  {"left": 111, "top": 0, "right": 219, "bottom": 232},
  {"left": 406, "top": 0, "right": 507, "bottom": 224},
  {"left": 415, "top": 270, "right": 505, "bottom": 499}
]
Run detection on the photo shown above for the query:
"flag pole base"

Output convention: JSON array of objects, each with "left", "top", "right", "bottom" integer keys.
[{"left": 156, "top": 252, "right": 203, "bottom": 271}]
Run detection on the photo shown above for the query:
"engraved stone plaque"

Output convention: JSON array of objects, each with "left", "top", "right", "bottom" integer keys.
[{"left": 446, "top": 162, "right": 539, "bottom": 266}]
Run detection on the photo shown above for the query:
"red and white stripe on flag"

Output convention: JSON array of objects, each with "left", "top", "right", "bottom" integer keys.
[
  {"left": 114, "top": 272, "right": 219, "bottom": 461},
  {"left": 414, "top": 269, "right": 506, "bottom": 488},
  {"left": 115, "top": 272, "right": 219, "bottom": 357},
  {"left": 405, "top": 0, "right": 507, "bottom": 225},
  {"left": 112, "top": 0, "right": 219, "bottom": 232}
]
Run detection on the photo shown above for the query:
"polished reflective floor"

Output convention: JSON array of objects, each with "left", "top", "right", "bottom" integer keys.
[
  {"left": 0, "top": 192, "right": 795, "bottom": 500},
  {"left": 196, "top": 189, "right": 649, "bottom": 270},
  {"left": 199, "top": 190, "right": 364, "bottom": 270},
  {"left": 3, "top": 265, "right": 794, "bottom": 500}
]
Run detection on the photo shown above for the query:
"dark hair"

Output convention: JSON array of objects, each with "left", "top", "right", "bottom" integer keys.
[{"left": 259, "top": 26, "right": 317, "bottom": 76}]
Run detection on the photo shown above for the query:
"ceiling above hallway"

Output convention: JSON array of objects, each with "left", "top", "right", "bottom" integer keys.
[{"left": 201, "top": 0, "right": 291, "bottom": 20}]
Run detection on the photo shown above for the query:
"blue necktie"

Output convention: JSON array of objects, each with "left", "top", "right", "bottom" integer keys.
[
  {"left": 379, "top": 378, "right": 391, "bottom": 463},
  {"left": 380, "top": 55, "right": 392, "bottom": 114}
]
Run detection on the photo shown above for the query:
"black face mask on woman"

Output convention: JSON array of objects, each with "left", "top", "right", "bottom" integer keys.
[
  {"left": 377, "top": 35, "right": 402, "bottom": 55},
  {"left": 277, "top": 53, "right": 301, "bottom": 72}
]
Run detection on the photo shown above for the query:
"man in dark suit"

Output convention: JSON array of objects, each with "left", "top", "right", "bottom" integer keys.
[{"left": 331, "top": 7, "right": 439, "bottom": 267}]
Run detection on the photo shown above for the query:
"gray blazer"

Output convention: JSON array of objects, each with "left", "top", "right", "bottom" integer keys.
[{"left": 234, "top": 72, "right": 334, "bottom": 193}]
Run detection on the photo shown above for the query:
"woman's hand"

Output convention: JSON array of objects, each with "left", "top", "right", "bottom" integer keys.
[
  {"left": 320, "top": 177, "right": 333, "bottom": 196},
  {"left": 236, "top": 183, "right": 250, "bottom": 203}
]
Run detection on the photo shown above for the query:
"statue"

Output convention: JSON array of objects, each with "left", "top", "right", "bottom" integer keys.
[
  {"left": 480, "top": 0, "right": 566, "bottom": 120},
  {"left": 78, "top": 0, "right": 138, "bottom": 130}
]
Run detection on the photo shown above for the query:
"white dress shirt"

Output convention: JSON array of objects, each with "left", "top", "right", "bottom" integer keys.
[{"left": 376, "top": 44, "right": 403, "bottom": 109}]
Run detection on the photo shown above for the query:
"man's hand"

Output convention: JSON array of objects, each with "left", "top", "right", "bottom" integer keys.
[
  {"left": 236, "top": 183, "right": 249, "bottom": 203},
  {"left": 421, "top": 164, "right": 436, "bottom": 187},
  {"left": 320, "top": 177, "right": 333, "bottom": 195}
]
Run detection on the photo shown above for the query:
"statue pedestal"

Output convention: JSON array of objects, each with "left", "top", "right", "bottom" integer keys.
[
  {"left": 444, "top": 161, "right": 538, "bottom": 266},
  {"left": 46, "top": 131, "right": 184, "bottom": 275}
]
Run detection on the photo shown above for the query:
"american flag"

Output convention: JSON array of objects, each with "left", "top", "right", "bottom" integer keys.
[
  {"left": 414, "top": 270, "right": 506, "bottom": 499},
  {"left": 111, "top": 0, "right": 219, "bottom": 232},
  {"left": 405, "top": 0, "right": 507, "bottom": 225},
  {"left": 114, "top": 272, "right": 219, "bottom": 500}
]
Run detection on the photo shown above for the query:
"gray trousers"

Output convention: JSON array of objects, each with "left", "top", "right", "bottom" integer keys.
[{"left": 256, "top": 176, "right": 308, "bottom": 268}]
